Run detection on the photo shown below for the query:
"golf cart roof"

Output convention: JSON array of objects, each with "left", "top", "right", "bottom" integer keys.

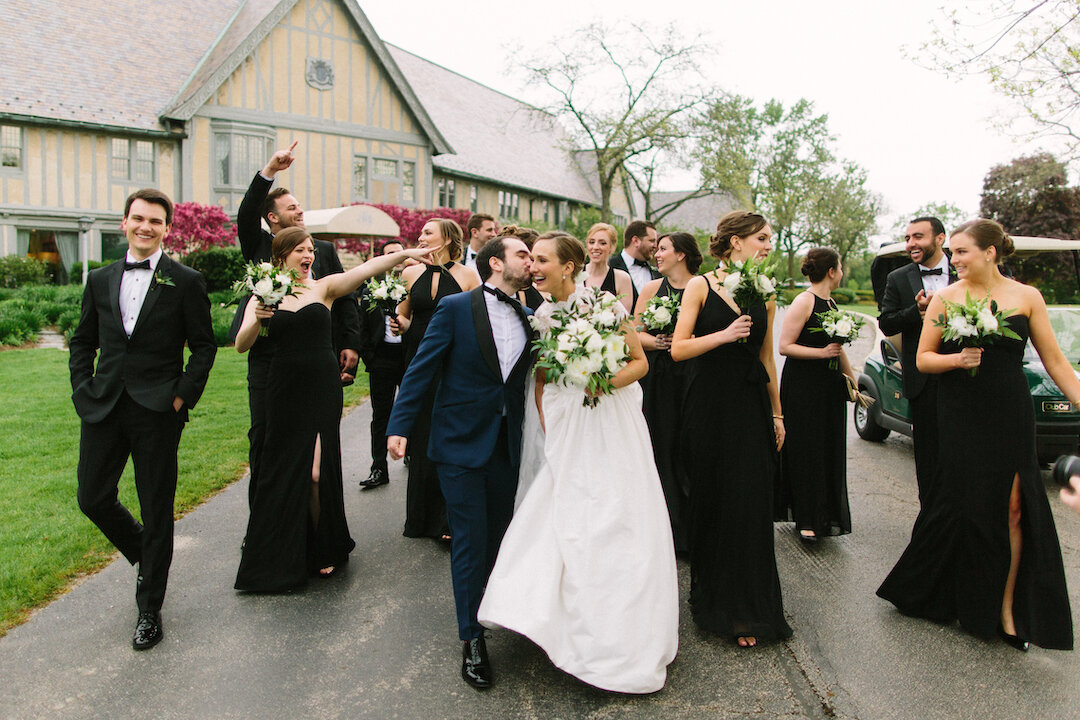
[{"left": 876, "top": 235, "right": 1080, "bottom": 258}]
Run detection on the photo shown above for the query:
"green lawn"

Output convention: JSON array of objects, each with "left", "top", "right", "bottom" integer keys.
[
  {"left": 838, "top": 303, "right": 879, "bottom": 318},
  {"left": 0, "top": 346, "right": 368, "bottom": 635}
]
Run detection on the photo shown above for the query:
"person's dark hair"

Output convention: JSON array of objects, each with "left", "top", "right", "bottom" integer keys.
[
  {"left": 658, "top": 232, "right": 703, "bottom": 274},
  {"left": 497, "top": 224, "right": 539, "bottom": 248},
  {"left": 623, "top": 219, "right": 656, "bottom": 246},
  {"left": 262, "top": 187, "right": 292, "bottom": 226},
  {"left": 380, "top": 240, "right": 404, "bottom": 255},
  {"left": 271, "top": 227, "right": 312, "bottom": 267},
  {"left": 952, "top": 218, "right": 1015, "bottom": 261},
  {"left": 475, "top": 237, "right": 511, "bottom": 282},
  {"left": 466, "top": 213, "right": 496, "bottom": 237},
  {"left": 124, "top": 188, "right": 174, "bottom": 226},
  {"left": 910, "top": 216, "right": 946, "bottom": 238},
  {"left": 801, "top": 247, "right": 841, "bottom": 283},
  {"left": 426, "top": 218, "right": 464, "bottom": 261},
  {"left": 537, "top": 231, "right": 586, "bottom": 276},
  {"left": 709, "top": 210, "right": 768, "bottom": 260}
]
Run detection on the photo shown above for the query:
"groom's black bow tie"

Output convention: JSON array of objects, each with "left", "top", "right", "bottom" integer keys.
[
  {"left": 124, "top": 259, "right": 151, "bottom": 271},
  {"left": 633, "top": 259, "right": 651, "bottom": 269},
  {"left": 483, "top": 284, "right": 520, "bottom": 306},
  {"left": 919, "top": 267, "right": 943, "bottom": 277}
]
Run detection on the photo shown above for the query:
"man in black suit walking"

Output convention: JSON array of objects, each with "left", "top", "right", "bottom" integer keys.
[
  {"left": 230, "top": 142, "right": 362, "bottom": 506},
  {"left": 70, "top": 188, "right": 217, "bottom": 650},
  {"left": 608, "top": 219, "right": 660, "bottom": 308},
  {"left": 879, "top": 216, "right": 952, "bottom": 507}
]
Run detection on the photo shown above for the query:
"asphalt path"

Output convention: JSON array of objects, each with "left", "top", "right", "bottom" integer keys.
[{"left": 4, "top": 315, "right": 1080, "bottom": 719}]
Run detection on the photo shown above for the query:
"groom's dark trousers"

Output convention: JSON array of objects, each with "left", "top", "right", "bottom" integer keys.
[{"left": 387, "top": 287, "right": 531, "bottom": 640}]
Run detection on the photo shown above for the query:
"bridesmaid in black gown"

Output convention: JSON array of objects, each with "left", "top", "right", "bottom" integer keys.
[
  {"left": 234, "top": 228, "right": 431, "bottom": 591},
  {"left": 878, "top": 219, "right": 1077, "bottom": 651},
  {"left": 671, "top": 211, "right": 791, "bottom": 648},
  {"left": 395, "top": 218, "right": 481, "bottom": 540},
  {"left": 582, "top": 222, "right": 634, "bottom": 313},
  {"left": 634, "top": 232, "right": 702, "bottom": 554},
  {"left": 775, "top": 248, "right": 853, "bottom": 541}
]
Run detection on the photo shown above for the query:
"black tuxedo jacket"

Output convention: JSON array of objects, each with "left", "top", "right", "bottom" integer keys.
[
  {"left": 878, "top": 263, "right": 953, "bottom": 399},
  {"left": 228, "top": 173, "right": 361, "bottom": 354},
  {"left": 69, "top": 255, "right": 217, "bottom": 424},
  {"left": 608, "top": 252, "right": 660, "bottom": 308}
]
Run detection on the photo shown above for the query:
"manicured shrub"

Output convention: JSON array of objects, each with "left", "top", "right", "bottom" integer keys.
[
  {"left": 831, "top": 287, "right": 855, "bottom": 304},
  {"left": 0, "top": 255, "right": 48, "bottom": 288},
  {"left": 0, "top": 301, "right": 46, "bottom": 346},
  {"left": 183, "top": 246, "right": 246, "bottom": 292},
  {"left": 69, "top": 260, "right": 109, "bottom": 283}
]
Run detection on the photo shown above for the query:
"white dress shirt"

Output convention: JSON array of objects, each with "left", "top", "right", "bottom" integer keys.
[
  {"left": 621, "top": 250, "right": 652, "bottom": 292},
  {"left": 483, "top": 282, "right": 527, "bottom": 382},
  {"left": 919, "top": 254, "right": 951, "bottom": 295},
  {"left": 463, "top": 245, "right": 481, "bottom": 271},
  {"left": 119, "top": 248, "right": 163, "bottom": 337}
]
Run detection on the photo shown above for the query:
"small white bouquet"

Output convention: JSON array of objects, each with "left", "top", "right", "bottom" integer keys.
[
  {"left": 364, "top": 272, "right": 408, "bottom": 313},
  {"left": 933, "top": 291, "right": 1021, "bottom": 377},
  {"left": 232, "top": 261, "right": 302, "bottom": 335},
  {"left": 812, "top": 308, "right": 867, "bottom": 370},
  {"left": 639, "top": 292, "right": 682, "bottom": 335},
  {"left": 532, "top": 286, "right": 630, "bottom": 408},
  {"left": 721, "top": 255, "right": 779, "bottom": 342}
]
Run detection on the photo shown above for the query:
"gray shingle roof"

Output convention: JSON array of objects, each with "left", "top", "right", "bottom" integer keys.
[
  {"left": 387, "top": 45, "right": 599, "bottom": 205},
  {"left": 652, "top": 190, "right": 736, "bottom": 233}
]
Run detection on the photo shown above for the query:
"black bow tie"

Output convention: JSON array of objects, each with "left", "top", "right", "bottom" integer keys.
[
  {"left": 124, "top": 259, "right": 151, "bottom": 271},
  {"left": 919, "top": 267, "right": 943, "bottom": 276},
  {"left": 483, "top": 285, "right": 520, "bottom": 306},
  {"left": 633, "top": 259, "right": 651, "bottom": 269}
]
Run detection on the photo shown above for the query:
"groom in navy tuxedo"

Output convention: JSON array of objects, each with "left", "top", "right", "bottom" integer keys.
[{"left": 387, "top": 236, "right": 534, "bottom": 690}]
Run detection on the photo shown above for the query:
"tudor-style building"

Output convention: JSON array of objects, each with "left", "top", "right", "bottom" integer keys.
[{"left": 0, "top": 0, "right": 637, "bottom": 281}]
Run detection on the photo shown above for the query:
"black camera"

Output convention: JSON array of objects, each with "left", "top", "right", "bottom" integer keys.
[{"left": 1051, "top": 455, "right": 1080, "bottom": 487}]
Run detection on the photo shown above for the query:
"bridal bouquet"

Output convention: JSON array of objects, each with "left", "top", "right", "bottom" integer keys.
[
  {"left": 722, "top": 256, "right": 779, "bottom": 341},
  {"left": 364, "top": 272, "right": 407, "bottom": 313},
  {"left": 639, "top": 292, "right": 681, "bottom": 335},
  {"left": 812, "top": 308, "right": 867, "bottom": 370},
  {"left": 232, "top": 261, "right": 302, "bottom": 335},
  {"left": 933, "top": 291, "right": 1021, "bottom": 377},
  {"left": 532, "top": 286, "right": 630, "bottom": 408}
]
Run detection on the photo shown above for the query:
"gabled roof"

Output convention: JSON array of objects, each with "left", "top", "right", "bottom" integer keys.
[
  {"left": 387, "top": 45, "right": 599, "bottom": 206},
  {"left": 650, "top": 190, "right": 735, "bottom": 233}
]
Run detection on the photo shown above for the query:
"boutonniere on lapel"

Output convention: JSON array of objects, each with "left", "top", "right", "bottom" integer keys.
[{"left": 152, "top": 271, "right": 175, "bottom": 289}]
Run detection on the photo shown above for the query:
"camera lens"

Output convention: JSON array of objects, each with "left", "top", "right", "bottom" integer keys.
[{"left": 1051, "top": 455, "right": 1080, "bottom": 487}]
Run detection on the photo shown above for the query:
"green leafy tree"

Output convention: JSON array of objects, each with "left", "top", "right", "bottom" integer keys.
[
  {"left": 893, "top": 202, "right": 969, "bottom": 239},
  {"left": 804, "top": 162, "right": 883, "bottom": 278}
]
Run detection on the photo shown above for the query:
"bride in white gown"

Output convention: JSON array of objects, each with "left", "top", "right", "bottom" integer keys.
[{"left": 478, "top": 232, "right": 679, "bottom": 694}]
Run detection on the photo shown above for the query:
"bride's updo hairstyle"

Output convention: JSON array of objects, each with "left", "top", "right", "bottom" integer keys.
[
  {"left": 537, "top": 231, "right": 586, "bottom": 277},
  {"left": 801, "top": 247, "right": 840, "bottom": 283},
  {"left": 952, "top": 218, "right": 1015, "bottom": 263},
  {"left": 272, "top": 227, "right": 313, "bottom": 267},
  {"left": 709, "top": 211, "right": 768, "bottom": 260},
  {"left": 428, "top": 217, "right": 464, "bottom": 261}
]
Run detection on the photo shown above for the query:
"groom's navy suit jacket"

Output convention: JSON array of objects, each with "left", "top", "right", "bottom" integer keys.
[{"left": 387, "top": 286, "right": 533, "bottom": 469}]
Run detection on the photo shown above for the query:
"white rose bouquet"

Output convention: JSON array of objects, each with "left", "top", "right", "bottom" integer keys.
[
  {"left": 639, "top": 292, "right": 682, "bottom": 335},
  {"left": 933, "top": 291, "right": 1022, "bottom": 377},
  {"left": 721, "top": 255, "right": 779, "bottom": 342},
  {"left": 232, "top": 261, "right": 303, "bottom": 336},
  {"left": 364, "top": 272, "right": 408, "bottom": 313},
  {"left": 812, "top": 308, "right": 867, "bottom": 370},
  {"left": 532, "top": 286, "right": 631, "bottom": 408}
]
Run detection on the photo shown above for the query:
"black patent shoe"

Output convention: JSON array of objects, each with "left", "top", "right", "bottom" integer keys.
[
  {"left": 132, "top": 611, "right": 163, "bottom": 651},
  {"left": 360, "top": 469, "right": 389, "bottom": 489},
  {"left": 461, "top": 637, "right": 492, "bottom": 689},
  {"left": 998, "top": 625, "right": 1030, "bottom": 652}
]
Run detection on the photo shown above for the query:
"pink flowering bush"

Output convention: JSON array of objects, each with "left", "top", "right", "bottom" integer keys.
[{"left": 164, "top": 202, "right": 238, "bottom": 255}]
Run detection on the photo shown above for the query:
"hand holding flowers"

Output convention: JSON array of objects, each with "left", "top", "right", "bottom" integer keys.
[
  {"left": 932, "top": 291, "right": 1022, "bottom": 376},
  {"left": 721, "top": 256, "right": 779, "bottom": 342},
  {"left": 364, "top": 272, "right": 408, "bottom": 313},
  {"left": 233, "top": 261, "right": 303, "bottom": 336},
  {"left": 812, "top": 308, "right": 867, "bottom": 370}
]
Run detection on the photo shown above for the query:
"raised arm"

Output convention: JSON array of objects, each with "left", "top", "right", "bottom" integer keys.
[{"left": 321, "top": 247, "right": 434, "bottom": 301}]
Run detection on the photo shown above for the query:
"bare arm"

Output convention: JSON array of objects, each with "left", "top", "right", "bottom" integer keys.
[
  {"left": 614, "top": 269, "right": 634, "bottom": 313},
  {"left": 610, "top": 320, "right": 648, "bottom": 388},
  {"left": 915, "top": 293, "right": 978, "bottom": 374},
  {"left": 761, "top": 300, "right": 785, "bottom": 451},
  {"left": 670, "top": 276, "right": 751, "bottom": 361},
  {"left": 634, "top": 279, "right": 663, "bottom": 351},
  {"left": 235, "top": 296, "right": 272, "bottom": 353},
  {"left": 321, "top": 247, "right": 434, "bottom": 301},
  {"left": 778, "top": 292, "right": 842, "bottom": 361},
  {"left": 535, "top": 367, "right": 546, "bottom": 431}
]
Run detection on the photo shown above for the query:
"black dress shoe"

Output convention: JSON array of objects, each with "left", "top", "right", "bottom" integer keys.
[
  {"left": 461, "top": 637, "right": 492, "bottom": 689},
  {"left": 359, "top": 469, "right": 389, "bottom": 489},
  {"left": 998, "top": 624, "right": 1030, "bottom": 652},
  {"left": 132, "top": 611, "right": 163, "bottom": 651}
]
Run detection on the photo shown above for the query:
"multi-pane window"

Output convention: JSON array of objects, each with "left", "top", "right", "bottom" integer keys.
[
  {"left": 352, "top": 156, "right": 367, "bottom": 199},
  {"left": 438, "top": 177, "right": 456, "bottom": 207},
  {"left": 542, "top": 200, "right": 550, "bottom": 224},
  {"left": 111, "top": 138, "right": 155, "bottom": 182},
  {"left": 498, "top": 190, "right": 520, "bottom": 219},
  {"left": 213, "top": 129, "right": 272, "bottom": 189},
  {"left": 402, "top": 162, "right": 416, "bottom": 204},
  {"left": 1, "top": 125, "right": 22, "bottom": 169},
  {"left": 470, "top": 184, "right": 478, "bottom": 212},
  {"left": 373, "top": 158, "right": 398, "bottom": 176}
]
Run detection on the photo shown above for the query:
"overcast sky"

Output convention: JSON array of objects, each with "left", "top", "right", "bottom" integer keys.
[{"left": 365, "top": 1, "right": 1062, "bottom": 241}]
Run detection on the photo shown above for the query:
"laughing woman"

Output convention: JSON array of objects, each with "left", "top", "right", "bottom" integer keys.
[
  {"left": 234, "top": 228, "right": 431, "bottom": 591},
  {"left": 583, "top": 222, "right": 634, "bottom": 312}
]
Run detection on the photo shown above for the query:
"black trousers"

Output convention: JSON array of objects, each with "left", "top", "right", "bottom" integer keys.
[
  {"left": 77, "top": 391, "right": 185, "bottom": 614},
  {"left": 367, "top": 343, "right": 405, "bottom": 475},
  {"left": 909, "top": 376, "right": 940, "bottom": 509}
]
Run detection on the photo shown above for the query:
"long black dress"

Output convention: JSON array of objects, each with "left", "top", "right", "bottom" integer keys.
[
  {"left": 641, "top": 278, "right": 692, "bottom": 553},
  {"left": 775, "top": 294, "right": 851, "bottom": 537},
  {"left": 877, "top": 316, "right": 1073, "bottom": 649},
  {"left": 235, "top": 304, "right": 355, "bottom": 591},
  {"left": 683, "top": 284, "right": 792, "bottom": 640},
  {"left": 402, "top": 264, "right": 462, "bottom": 539}
]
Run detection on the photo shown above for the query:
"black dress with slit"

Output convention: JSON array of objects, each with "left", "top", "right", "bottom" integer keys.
[
  {"left": 683, "top": 284, "right": 792, "bottom": 640},
  {"left": 402, "top": 264, "right": 462, "bottom": 539},
  {"left": 235, "top": 303, "right": 355, "bottom": 591},
  {"left": 877, "top": 315, "right": 1073, "bottom": 649}
]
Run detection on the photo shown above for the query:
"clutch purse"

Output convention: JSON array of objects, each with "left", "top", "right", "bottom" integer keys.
[{"left": 844, "top": 374, "right": 875, "bottom": 409}]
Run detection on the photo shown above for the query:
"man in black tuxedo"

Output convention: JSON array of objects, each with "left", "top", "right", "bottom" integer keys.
[
  {"left": 608, "top": 219, "right": 660, "bottom": 308},
  {"left": 229, "top": 143, "right": 362, "bottom": 506},
  {"left": 879, "top": 216, "right": 952, "bottom": 507},
  {"left": 357, "top": 240, "right": 408, "bottom": 489},
  {"left": 70, "top": 189, "right": 216, "bottom": 650},
  {"left": 462, "top": 213, "right": 497, "bottom": 271}
]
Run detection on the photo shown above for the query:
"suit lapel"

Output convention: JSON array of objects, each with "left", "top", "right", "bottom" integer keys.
[
  {"left": 906, "top": 264, "right": 925, "bottom": 299},
  {"left": 130, "top": 254, "right": 169, "bottom": 338},
  {"left": 107, "top": 260, "right": 126, "bottom": 337},
  {"left": 470, "top": 287, "right": 502, "bottom": 381}
]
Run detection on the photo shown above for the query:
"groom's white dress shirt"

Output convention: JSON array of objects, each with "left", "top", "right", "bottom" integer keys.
[{"left": 483, "top": 282, "right": 527, "bottom": 382}]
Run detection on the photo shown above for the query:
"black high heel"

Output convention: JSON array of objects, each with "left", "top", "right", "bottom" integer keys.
[{"left": 998, "top": 625, "right": 1029, "bottom": 652}]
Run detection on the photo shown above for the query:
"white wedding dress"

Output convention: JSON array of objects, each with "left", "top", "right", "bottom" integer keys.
[{"left": 478, "top": 295, "right": 679, "bottom": 694}]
